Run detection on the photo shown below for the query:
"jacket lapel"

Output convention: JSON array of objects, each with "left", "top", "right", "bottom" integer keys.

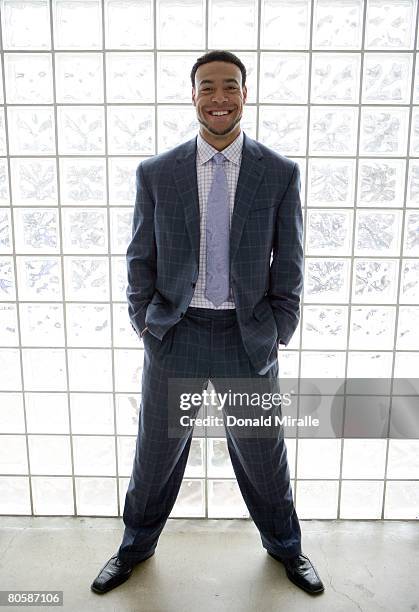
[{"left": 173, "top": 131, "right": 265, "bottom": 269}]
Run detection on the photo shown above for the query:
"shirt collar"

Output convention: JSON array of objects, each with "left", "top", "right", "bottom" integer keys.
[{"left": 196, "top": 129, "right": 243, "bottom": 166}]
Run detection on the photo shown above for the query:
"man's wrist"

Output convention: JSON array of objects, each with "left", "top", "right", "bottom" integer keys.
[{"left": 140, "top": 326, "right": 149, "bottom": 338}]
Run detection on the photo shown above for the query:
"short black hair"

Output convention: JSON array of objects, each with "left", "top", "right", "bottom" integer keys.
[{"left": 190, "top": 50, "right": 247, "bottom": 89}]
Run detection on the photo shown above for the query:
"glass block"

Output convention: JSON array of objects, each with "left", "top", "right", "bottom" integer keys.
[
  {"left": 0, "top": 209, "right": 11, "bottom": 254},
  {"left": 22, "top": 348, "right": 67, "bottom": 391},
  {"left": 357, "top": 159, "right": 405, "bottom": 207},
  {"left": 157, "top": 0, "right": 205, "bottom": 49},
  {"left": 157, "top": 106, "right": 198, "bottom": 154},
  {"left": 0, "top": 435, "right": 28, "bottom": 474},
  {"left": 261, "top": 0, "right": 311, "bottom": 50},
  {"left": 16, "top": 256, "right": 62, "bottom": 301},
  {"left": 407, "top": 161, "right": 419, "bottom": 207},
  {"left": 66, "top": 303, "right": 111, "bottom": 347},
  {"left": 104, "top": 0, "right": 153, "bottom": 49},
  {"left": 59, "top": 158, "right": 106, "bottom": 206},
  {"left": 259, "top": 106, "right": 308, "bottom": 156},
  {"left": 352, "top": 258, "right": 398, "bottom": 303},
  {"left": 300, "top": 351, "right": 346, "bottom": 379},
  {"left": 387, "top": 440, "right": 419, "bottom": 479},
  {"left": 354, "top": 210, "right": 402, "bottom": 256},
  {"left": 73, "top": 435, "right": 116, "bottom": 476},
  {"left": 410, "top": 108, "right": 419, "bottom": 155},
  {"left": 0, "top": 159, "right": 11, "bottom": 205},
  {"left": 57, "top": 106, "right": 105, "bottom": 155},
  {"left": 108, "top": 157, "right": 140, "bottom": 206},
  {"left": 296, "top": 480, "right": 339, "bottom": 518},
  {"left": 75, "top": 476, "right": 118, "bottom": 516},
  {"left": 184, "top": 438, "right": 204, "bottom": 478},
  {"left": 0, "top": 62, "right": 3, "bottom": 104},
  {"left": 61, "top": 208, "right": 108, "bottom": 254},
  {"left": 362, "top": 53, "right": 413, "bottom": 104},
  {"left": 304, "top": 258, "right": 350, "bottom": 303},
  {"left": 347, "top": 352, "right": 393, "bottom": 378},
  {"left": 414, "top": 61, "right": 419, "bottom": 103},
  {"left": 306, "top": 210, "right": 353, "bottom": 255},
  {"left": 308, "top": 159, "right": 356, "bottom": 207},
  {"left": 400, "top": 259, "right": 419, "bottom": 303},
  {"left": 0, "top": 303, "right": 18, "bottom": 346},
  {"left": 0, "top": 477, "right": 31, "bottom": 515},
  {"left": 113, "top": 303, "right": 139, "bottom": 348},
  {"left": 107, "top": 106, "right": 155, "bottom": 155},
  {"left": 365, "top": 0, "right": 416, "bottom": 50},
  {"left": 114, "top": 348, "right": 144, "bottom": 392},
  {"left": 0, "top": 109, "right": 6, "bottom": 156},
  {"left": 55, "top": 53, "right": 103, "bottom": 103},
  {"left": 52, "top": 0, "right": 102, "bottom": 50},
  {"left": 349, "top": 306, "right": 397, "bottom": 350},
  {"left": 207, "top": 479, "right": 249, "bottom": 518},
  {"left": 0, "top": 393, "right": 25, "bottom": 433},
  {"left": 394, "top": 352, "right": 419, "bottom": 378},
  {"left": 19, "top": 303, "right": 65, "bottom": 347},
  {"left": 302, "top": 306, "right": 348, "bottom": 350},
  {"left": 0, "top": 256, "right": 16, "bottom": 301},
  {"left": 0, "top": 348, "right": 21, "bottom": 390},
  {"left": 310, "top": 53, "right": 361, "bottom": 103},
  {"left": 396, "top": 306, "right": 419, "bottom": 350},
  {"left": 117, "top": 436, "right": 135, "bottom": 476},
  {"left": 384, "top": 481, "right": 419, "bottom": 519},
  {"left": 359, "top": 107, "right": 409, "bottom": 156},
  {"left": 10, "top": 158, "right": 58, "bottom": 206},
  {"left": 67, "top": 348, "right": 113, "bottom": 392},
  {"left": 342, "top": 439, "right": 387, "bottom": 479},
  {"left": 7, "top": 107, "right": 55, "bottom": 155},
  {"left": 115, "top": 394, "right": 140, "bottom": 435},
  {"left": 259, "top": 53, "right": 309, "bottom": 104},
  {"left": 111, "top": 256, "right": 128, "bottom": 302},
  {"left": 63, "top": 256, "right": 110, "bottom": 301},
  {"left": 297, "top": 439, "right": 341, "bottom": 478},
  {"left": 158, "top": 52, "right": 202, "bottom": 102},
  {"left": 309, "top": 106, "right": 358, "bottom": 156},
  {"left": 109, "top": 208, "right": 131, "bottom": 254},
  {"left": 209, "top": 0, "right": 257, "bottom": 49},
  {"left": 32, "top": 476, "right": 74, "bottom": 515},
  {"left": 232, "top": 51, "right": 258, "bottom": 104},
  {"left": 207, "top": 438, "right": 234, "bottom": 478},
  {"left": 1, "top": 0, "right": 51, "bottom": 50},
  {"left": 402, "top": 211, "right": 419, "bottom": 255},
  {"left": 25, "top": 392, "right": 69, "bottom": 433},
  {"left": 340, "top": 480, "right": 384, "bottom": 519},
  {"left": 28, "top": 434, "right": 71, "bottom": 475},
  {"left": 106, "top": 52, "right": 154, "bottom": 103},
  {"left": 277, "top": 352, "right": 300, "bottom": 378},
  {"left": 4, "top": 53, "right": 53, "bottom": 103},
  {"left": 170, "top": 479, "right": 205, "bottom": 517},
  {"left": 13, "top": 208, "right": 60, "bottom": 254},
  {"left": 312, "top": 0, "right": 363, "bottom": 49},
  {"left": 70, "top": 393, "right": 114, "bottom": 434}
]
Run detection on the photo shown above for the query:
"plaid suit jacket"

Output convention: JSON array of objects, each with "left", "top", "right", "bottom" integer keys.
[{"left": 126, "top": 131, "right": 303, "bottom": 375}]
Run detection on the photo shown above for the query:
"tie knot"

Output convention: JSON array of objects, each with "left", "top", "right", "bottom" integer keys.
[{"left": 213, "top": 152, "right": 226, "bottom": 165}]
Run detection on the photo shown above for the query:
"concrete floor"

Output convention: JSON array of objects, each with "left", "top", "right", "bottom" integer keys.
[{"left": 0, "top": 517, "right": 418, "bottom": 612}]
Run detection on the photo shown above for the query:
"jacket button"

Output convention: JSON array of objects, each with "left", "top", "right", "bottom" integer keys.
[
  {"left": 191, "top": 282, "right": 196, "bottom": 287},
  {"left": 180, "top": 312, "right": 184, "bottom": 318}
]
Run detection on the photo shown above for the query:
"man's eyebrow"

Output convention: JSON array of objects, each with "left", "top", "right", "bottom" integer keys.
[{"left": 199, "top": 78, "right": 240, "bottom": 86}]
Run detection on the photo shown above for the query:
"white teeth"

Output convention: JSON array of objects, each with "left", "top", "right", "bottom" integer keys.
[{"left": 210, "top": 111, "right": 230, "bottom": 116}]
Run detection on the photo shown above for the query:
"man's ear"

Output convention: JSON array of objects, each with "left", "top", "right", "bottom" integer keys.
[
  {"left": 192, "top": 87, "right": 196, "bottom": 105},
  {"left": 243, "top": 84, "right": 248, "bottom": 104}
]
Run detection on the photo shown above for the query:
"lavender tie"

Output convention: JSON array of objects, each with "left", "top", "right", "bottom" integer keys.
[{"left": 205, "top": 152, "right": 230, "bottom": 307}]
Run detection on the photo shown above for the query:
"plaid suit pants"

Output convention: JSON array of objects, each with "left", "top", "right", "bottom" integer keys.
[{"left": 118, "top": 306, "right": 302, "bottom": 564}]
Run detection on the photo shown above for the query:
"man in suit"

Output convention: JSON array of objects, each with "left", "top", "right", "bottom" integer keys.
[{"left": 91, "top": 50, "right": 324, "bottom": 596}]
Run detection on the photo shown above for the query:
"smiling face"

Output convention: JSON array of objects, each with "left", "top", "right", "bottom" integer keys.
[{"left": 192, "top": 60, "right": 247, "bottom": 150}]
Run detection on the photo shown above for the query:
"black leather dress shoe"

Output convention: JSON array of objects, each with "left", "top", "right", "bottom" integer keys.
[
  {"left": 90, "top": 551, "right": 155, "bottom": 594},
  {"left": 268, "top": 551, "right": 324, "bottom": 594}
]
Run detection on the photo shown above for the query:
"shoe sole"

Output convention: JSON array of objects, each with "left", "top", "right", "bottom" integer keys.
[{"left": 90, "top": 551, "right": 155, "bottom": 595}]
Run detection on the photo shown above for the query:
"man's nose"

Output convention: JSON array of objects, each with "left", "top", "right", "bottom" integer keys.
[{"left": 212, "top": 90, "right": 228, "bottom": 103}]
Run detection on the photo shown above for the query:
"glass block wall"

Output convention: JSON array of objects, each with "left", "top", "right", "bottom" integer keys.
[{"left": 0, "top": 0, "right": 418, "bottom": 519}]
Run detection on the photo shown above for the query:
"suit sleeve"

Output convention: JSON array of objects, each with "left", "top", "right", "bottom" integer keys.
[
  {"left": 126, "top": 162, "right": 157, "bottom": 337},
  {"left": 268, "top": 162, "right": 304, "bottom": 347}
]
